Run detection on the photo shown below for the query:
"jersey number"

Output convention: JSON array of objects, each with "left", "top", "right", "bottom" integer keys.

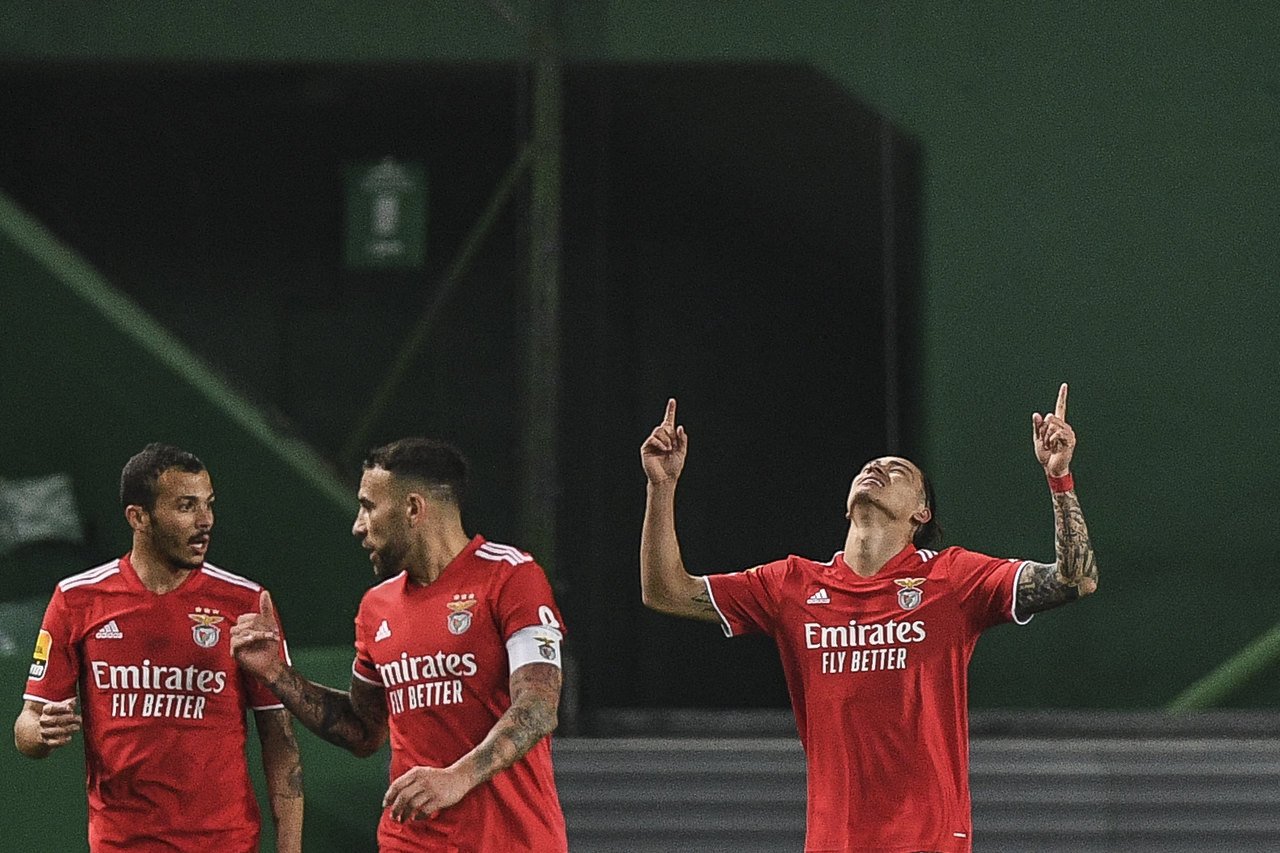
[{"left": 538, "top": 605, "right": 560, "bottom": 629}]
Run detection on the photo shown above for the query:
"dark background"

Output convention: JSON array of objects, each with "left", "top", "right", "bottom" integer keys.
[
  {"left": 1, "top": 62, "right": 921, "bottom": 710},
  {"left": 5, "top": 3, "right": 1280, "bottom": 850}
]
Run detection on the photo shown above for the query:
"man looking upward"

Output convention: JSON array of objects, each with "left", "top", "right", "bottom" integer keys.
[{"left": 639, "top": 385, "right": 1098, "bottom": 853}]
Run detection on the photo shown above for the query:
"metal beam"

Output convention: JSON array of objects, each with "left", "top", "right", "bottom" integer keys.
[
  {"left": 518, "top": 0, "right": 563, "bottom": 579},
  {"left": 1168, "top": 624, "right": 1280, "bottom": 710},
  {"left": 341, "top": 143, "right": 534, "bottom": 467}
]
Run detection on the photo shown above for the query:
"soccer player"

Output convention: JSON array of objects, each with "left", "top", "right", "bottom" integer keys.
[
  {"left": 13, "top": 443, "right": 303, "bottom": 853},
  {"left": 230, "top": 437, "right": 568, "bottom": 852},
  {"left": 639, "top": 385, "right": 1098, "bottom": 853}
]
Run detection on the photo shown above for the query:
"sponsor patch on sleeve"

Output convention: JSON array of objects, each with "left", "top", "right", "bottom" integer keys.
[{"left": 29, "top": 629, "right": 52, "bottom": 681}]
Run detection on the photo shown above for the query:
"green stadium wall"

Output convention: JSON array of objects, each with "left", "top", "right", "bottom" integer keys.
[
  {"left": 0, "top": 192, "right": 370, "bottom": 640},
  {"left": 7, "top": 0, "right": 1277, "bottom": 709},
  {"left": 4, "top": 0, "right": 1280, "bottom": 848},
  {"left": 0, "top": 194, "right": 384, "bottom": 845},
  {"left": 568, "top": 2, "right": 1280, "bottom": 711}
]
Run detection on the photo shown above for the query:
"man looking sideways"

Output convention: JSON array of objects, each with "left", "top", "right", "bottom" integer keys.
[
  {"left": 232, "top": 438, "right": 568, "bottom": 852},
  {"left": 15, "top": 443, "right": 302, "bottom": 853}
]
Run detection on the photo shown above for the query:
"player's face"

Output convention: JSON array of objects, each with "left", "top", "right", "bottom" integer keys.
[
  {"left": 846, "top": 456, "right": 928, "bottom": 522},
  {"left": 141, "top": 469, "right": 215, "bottom": 570},
  {"left": 353, "top": 466, "right": 412, "bottom": 579}
]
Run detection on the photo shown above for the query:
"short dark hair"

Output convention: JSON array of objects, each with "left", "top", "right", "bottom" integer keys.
[
  {"left": 120, "top": 443, "right": 206, "bottom": 510},
  {"left": 364, "top": 438, "right": 469, "bottom": 507},
  {"left": 912, "top": 471, "right": 943, "bottom": 550}
]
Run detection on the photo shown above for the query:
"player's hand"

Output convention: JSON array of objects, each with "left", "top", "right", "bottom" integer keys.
[
  {"left": 38, "top": 697, "right": 81, "bottom": 749},
  {"left": 640, "top": 398, "right": 688, "bottom": 485},
  {"left": 383, "top": 764, "right": 472, "bottom": 822},
  {"left": 231, "top": 590, "right": 285, "bottom": 679},
  {"left": 1032, "top": 383, "right": 1076, "bottom": 477}
]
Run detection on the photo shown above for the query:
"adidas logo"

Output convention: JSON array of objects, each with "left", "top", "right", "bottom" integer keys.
[
  {"left": 806, "top": 588, "right": 831, "bottom": 605},
  {"left": 374, "top": 620, "right": 392, "bottom": 642},
  {"left": 94, "top": 620, "right": 124, "bottom": 640}
]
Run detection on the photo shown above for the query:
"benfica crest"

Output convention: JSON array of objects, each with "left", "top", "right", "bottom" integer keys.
[
  {"left": 894, "top": 578, "right": 926, "bottom": 611},
  {"left": 447, "top": 594, "right": 478, "bottom": 635},
  {"left": 189, "top": 608, "right": 224, "bottom": 648}
]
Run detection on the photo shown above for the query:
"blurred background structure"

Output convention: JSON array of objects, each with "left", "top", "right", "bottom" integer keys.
[{"left": 3, "top": 1, "right": 1279, "bottom": 849}]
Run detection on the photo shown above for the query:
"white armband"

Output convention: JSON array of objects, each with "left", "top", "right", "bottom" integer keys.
[{"left": 506, "top": 624, "right": 564, "bottom": 672}]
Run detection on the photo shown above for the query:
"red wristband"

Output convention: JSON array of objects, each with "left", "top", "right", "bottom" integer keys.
[{"left": 1047, "top": 472, "right": 1074, "bottom": 493}]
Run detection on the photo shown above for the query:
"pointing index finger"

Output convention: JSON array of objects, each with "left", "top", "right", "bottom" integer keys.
[
  {"left": 1054, "top": 383, "right": 1068, "bottom": 420},
  {"left": 662, "top": 398, "right": 677, "bottom": 427},
  {"left": 259, "top": 589, "right": 276, "bottom": 624}
]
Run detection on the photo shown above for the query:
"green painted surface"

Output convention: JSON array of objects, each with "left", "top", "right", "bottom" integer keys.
[
  {"left": 3, "top": 1, "right": 1278, "bottom": 711},
  {"left": 577, "top": 1, "right": 1280, "bottom": 710},
  {"left": 0, "top": 0, "right": 521, "bottom": 62},
  {"left": 0, "top": 191, "right": 369, "bottom": 646}
]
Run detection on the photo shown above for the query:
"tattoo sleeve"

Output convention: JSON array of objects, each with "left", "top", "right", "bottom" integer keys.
[
  {"left": 263, "top": 665, "right": 388, "bottom": 757},
  {"left": 1015, "top": 487, "right": 1099, "bottom": 618},
  {"left": 458, "top": 662, "right": 561, "bottom": 787}
]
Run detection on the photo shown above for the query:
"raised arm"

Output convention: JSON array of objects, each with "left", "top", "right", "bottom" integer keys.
[
  {"left": 639, "top": 398, "right": 720, "bottom": 622},
  {"left": 1016, "top": 383, "right": 1100, "bottom": 619},
  {"left": 232, "top": 591, "right": 389, "bottom": 757},
  {"left": 253, "top": 708, "right": 304, "bottom": 853},
  {"left": 381, "top": 661, "right": 561, "bottom": 822}
]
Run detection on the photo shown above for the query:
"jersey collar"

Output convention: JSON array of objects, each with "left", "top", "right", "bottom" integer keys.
[
  {"left": 403, "top": 534, "right": 485, "bottom": 591},
  {"left": 833, "top": 542, "right": 919, "bottom": 580}
]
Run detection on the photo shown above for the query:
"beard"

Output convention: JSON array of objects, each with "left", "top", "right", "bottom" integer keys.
[
  {"left": 148, "top": 524, "right": 207, "bottom": 570},
  {"left": 371, "top": 539, "right": 408, "bottom": 580}
]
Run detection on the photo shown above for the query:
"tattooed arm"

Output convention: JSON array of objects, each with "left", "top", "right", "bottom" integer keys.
[
  {"left": 231, "top": 590, "right": 389, "bottom": 757},
  {"left": 382, "top": 662, "right": 562, "bottom": 822},
  {"left": 1016, "top": 487, "right": 1100, "bottom": 618},
  {"left": 1016, "top": 382, "right": 1100, "bottom": 620},
  {"left": 254, "top": 708, "right": 304, "bottom": 853},
  {"left": 257, "top": 666, "right": 389, "bottom": 758},
  {"left": 639, "top": 398, "right": 721, "bottom": 622}
]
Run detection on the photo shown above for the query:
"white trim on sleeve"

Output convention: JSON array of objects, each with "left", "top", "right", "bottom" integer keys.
[
  {"left": 702, "top": 576, "right": 734, "bottom": 638},
  {"left": 506, "top": 624, "right": 564, "bottom": 672},
  {"left": 351, "top": 663, "right": 383, "bottom": 686},
  {"left": 1011, "top": 560, "right": 1035, "bottom": 626},
  {"left": 22, "top": 692, "right": 75, "bottom": 706}
]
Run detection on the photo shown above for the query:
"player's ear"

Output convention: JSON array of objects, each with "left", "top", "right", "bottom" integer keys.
[
  {"left": 912, "top": 505, "right": 932, "bottom": 526},
  {"left": 405, "top": 490, "right": 427, "bottom": 526},
  {"left": 124, "top": 504, "right": 148, "bottom": 532}
]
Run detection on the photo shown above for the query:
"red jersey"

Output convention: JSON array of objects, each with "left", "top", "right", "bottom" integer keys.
[
  {"left": 352, "top": 535, "right": 568, "bottom": 853},
  {"left": 705, "top": 544, "right": 1029, "bottom": 853},
  {"left": 23, "top": 554, "right": 287, "bottom": 853}
]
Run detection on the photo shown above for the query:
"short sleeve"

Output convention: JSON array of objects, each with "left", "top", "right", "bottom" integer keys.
[
  {"left": 493, "top": 560, "right": 565, "bottom": 640},
  {"left": 24, "top": 589, "right": 79, "bottom": 705},
  {"left": 703, "top": 560, "right": 787, "bottom": 638},
  {"left": 351, "top": 598, "right": 383, "bottom": 687},
  {"left": 946, "top": 547, "right": 1030, "bottom": 631},
  {"left": 245, "top": 591, "right": 291, "bottom": 710}
]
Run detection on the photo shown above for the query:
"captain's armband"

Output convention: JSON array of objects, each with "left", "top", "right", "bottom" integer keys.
[{"left": 506, "top": 624, "right": 564, "bottom": 672}]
